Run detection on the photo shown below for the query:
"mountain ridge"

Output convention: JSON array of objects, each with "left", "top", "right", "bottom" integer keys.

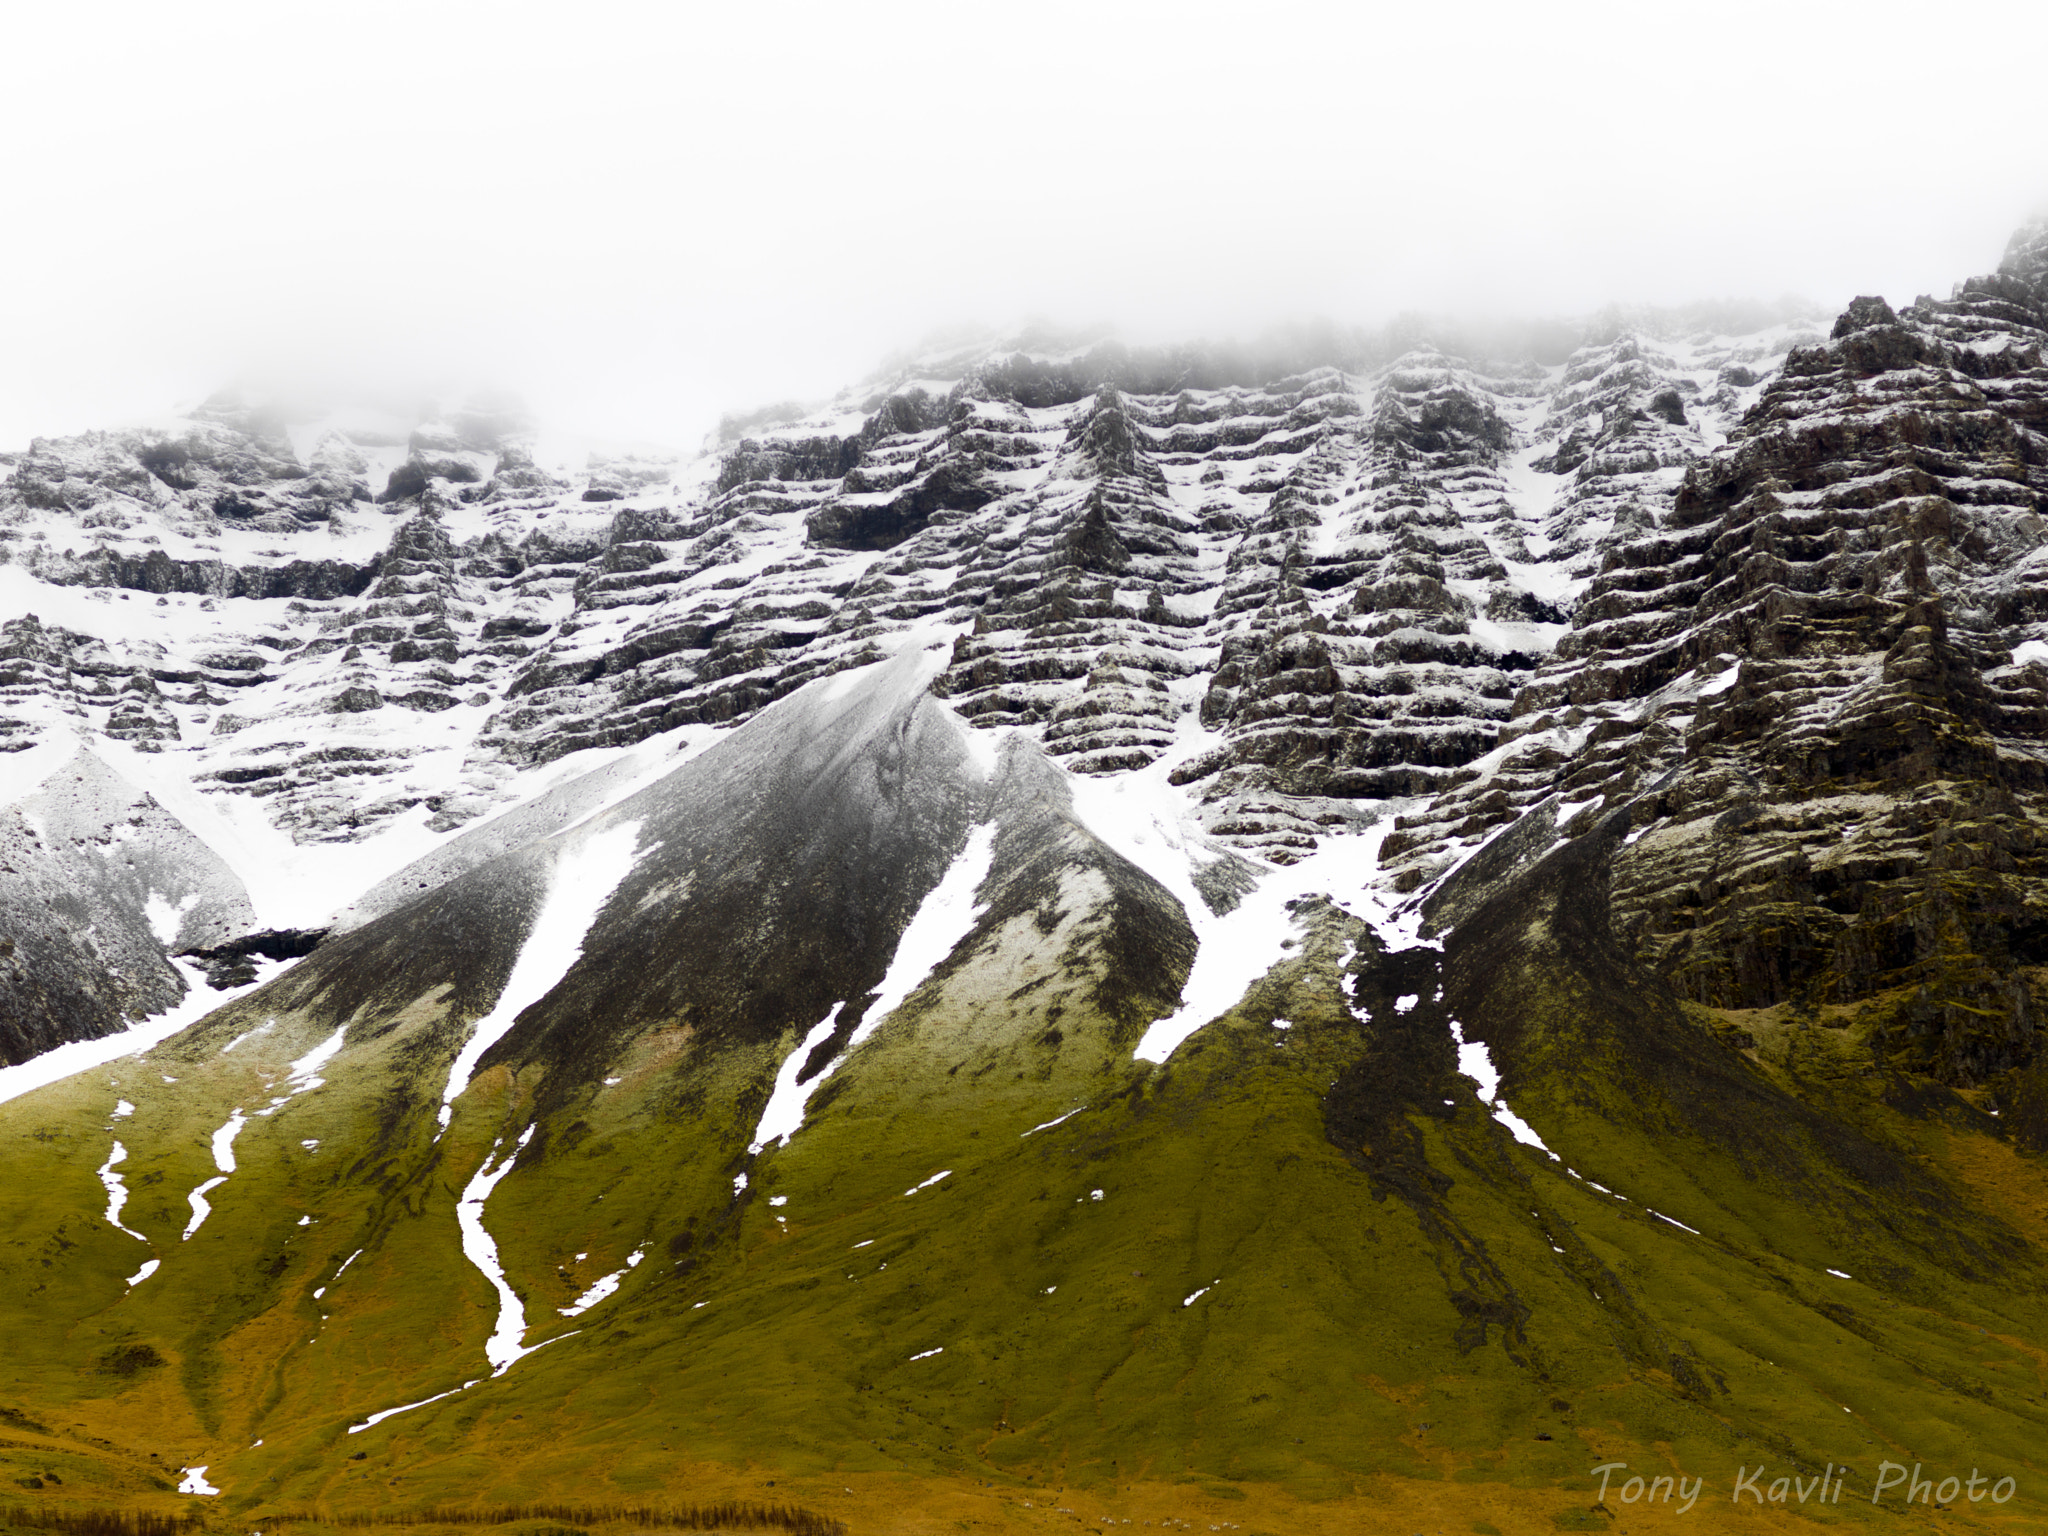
[{"left": 2, "top": 228, "right": 2047, "bottom": 1533}]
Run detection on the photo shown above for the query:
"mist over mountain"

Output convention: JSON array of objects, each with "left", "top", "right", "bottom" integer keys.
[{"left": 2, "top": 217, "right": 2048, "bottom": 1533}]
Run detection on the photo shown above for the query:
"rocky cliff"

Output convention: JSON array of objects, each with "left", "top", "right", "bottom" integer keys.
[
  {"left": 1387, "top": 217, "right": 2048, "bottom": 1102},
  {"left": 0, "top": 293, "right": 1826, "bottom": 1055}
]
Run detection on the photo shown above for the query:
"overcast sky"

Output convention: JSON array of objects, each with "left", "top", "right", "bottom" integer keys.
[{"left": 2, "top": 0, "right": 2041, "bottom": 453}]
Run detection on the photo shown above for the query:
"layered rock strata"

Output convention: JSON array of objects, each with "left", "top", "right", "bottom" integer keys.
[{"left": 1387, "top": 220, "right": 2048, "bottom": 1085}]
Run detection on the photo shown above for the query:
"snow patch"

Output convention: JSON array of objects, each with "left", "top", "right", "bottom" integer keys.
[
  {"left": 177, "top": 1467, "right": 220, "bottom": 1496},
  {"left": 143, "top": 890, "right": 198, "bottom": 945},
  {"left": 958, "top": 719, "right": 1002, "bottom": 779},
  {"left": 0, "top": 722, "right": 79, "bottom": 809},
  {"left": 439, "top": 820, "right": 645, "bottom": 1130},
  {"left": 903, "top": 1169, "right": 951, "bottom": 1196},
  {"left": 1552, "top": 795, "right": 1601, "bottom": 831},
  {"left": 1450, "top": 1018, "right": 1557, "bottom": 1158},
  {"left": 1699, "top": 660, "right": 1742, "bottom": 697},
  {"left": 347, "top": 1379, "right": 483, "bottom": 1435},
  {"left": 850, "top": 822, "right": 997, "bottom": 1050},
  {"left": 284, "top": 1024, "right": 347, "bottom": 1090},
  {"left": 741, "top": 820, "right": 996, "bottom": 1153},
  {"left": 179, "top": 1106, "right": 248, "bottom": 1241},
  {"left": 182, "top": 1177, "right": 228, "bottom": 1240},
  {"left": 209, "top": 1109, "right": 248, "bottom": 1173},
  {"left": 748, "top": 1003, "right": 844, "bottom": 1152},
  {"left": 220, "top": 1020, "right": 274, "bottom": 1054},
  {"left": 558, "top": 1246, "right": 647, "bottom": 1317},
  {"left": 1127, "top": 820, "right": 1396, "bottom": 1064},
  {"left": 1021, "top": 1105, "right": 1087, "bottom": 1137},
  {"left": 98, "top": 1142, "right": 145, "bottom": 1239}
]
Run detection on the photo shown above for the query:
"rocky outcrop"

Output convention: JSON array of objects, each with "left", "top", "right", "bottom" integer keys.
[
  {"left": 1384, "top": 236, "right": 2048, "bottom": 1086},
  {"left": 0, "top": 749, "right": 251, "bottom": 1063}
]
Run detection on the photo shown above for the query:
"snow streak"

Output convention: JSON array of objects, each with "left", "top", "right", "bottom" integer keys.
[
  {"left": 455, "top": 1125, "right": 544, "bottom": 1374},
  {"left": 438, "top": 821, "right": 644, "bottom": 1131}
]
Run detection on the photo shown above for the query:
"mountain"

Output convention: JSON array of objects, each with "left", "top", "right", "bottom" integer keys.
[{"left": 1, "top": 225, "right": 2046, "bottom": 1534}]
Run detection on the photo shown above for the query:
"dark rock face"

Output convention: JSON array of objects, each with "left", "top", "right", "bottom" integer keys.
[
  {"left": 178, "top": 926, "right": 328, "bottom": 988},
  {"left": 0, "top": 753, "right": 252, "bottom": 1063},
  {"left": 1386, "top": 233, "right": 2048, "bottom": 1086}
]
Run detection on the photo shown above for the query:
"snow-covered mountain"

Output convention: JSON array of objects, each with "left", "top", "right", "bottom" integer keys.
[
  {"left": 1, "top": 221, "right": 2047, "bottom": 1534},
  {"left": 0, "top": 289, "right": 1826, "bottom": 1059}
]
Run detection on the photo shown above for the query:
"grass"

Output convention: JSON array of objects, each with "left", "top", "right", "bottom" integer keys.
[
  {"left": 0, "top": 1512, "right": 194, "bottom": 1536},
  {"left": 273, "top": 1505, "right": 842, "bottom": 1534},
  {"left": 0, "top": 863, "right": 2045, "bottom": 1533},
  {"left": 0, "top": 1510, "right": 840, "bottom": 1536}
]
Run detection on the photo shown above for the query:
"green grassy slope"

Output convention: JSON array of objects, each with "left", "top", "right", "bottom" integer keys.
[{"left": 3, "top": 825, "right": 2047, "bottom": 1534}]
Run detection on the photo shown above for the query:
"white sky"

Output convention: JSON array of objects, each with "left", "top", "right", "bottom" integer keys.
[{"left": 2, "top": 0, "right": 2041, "bottom": 452}]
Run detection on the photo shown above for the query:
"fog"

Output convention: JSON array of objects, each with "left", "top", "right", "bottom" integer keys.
[{"left": 3, "top": 0, "right": 2041, "bottom": 453}]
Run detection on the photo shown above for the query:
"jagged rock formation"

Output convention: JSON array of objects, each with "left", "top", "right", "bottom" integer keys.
[{"left": 1386, "top": 218, "right": 2048, "bottom": 1088}]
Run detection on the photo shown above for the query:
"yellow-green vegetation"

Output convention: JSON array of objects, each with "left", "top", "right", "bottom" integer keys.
[{"left": 3, "top": 835, "right": 2048, "bottom": 1536}]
